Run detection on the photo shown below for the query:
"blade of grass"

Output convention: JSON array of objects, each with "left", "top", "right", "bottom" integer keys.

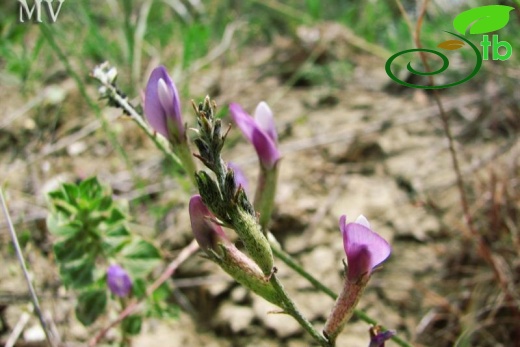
[{"left": 1, "top": 188, "right": 57, "bottom": 347}]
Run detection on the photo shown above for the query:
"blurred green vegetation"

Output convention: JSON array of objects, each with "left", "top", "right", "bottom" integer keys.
[
  {"left": 1, "top": 0, "right": 518, "bottom": 93},
  {"left": 1, "top": 0, "right": 518, "bottom": 219}
]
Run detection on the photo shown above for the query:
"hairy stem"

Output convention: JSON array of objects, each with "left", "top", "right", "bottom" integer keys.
[
  {"left": 269, "top": 235, "right": 413, "bottom": 347},
  {"left": 175, "top": 141, "right": 198, "bottom": 186},
  {"left": 254, "top": 163, "right": 279, "bottom": 232},
  {"left": 270, "top": 275, "right": 332, "bottom": 347}
]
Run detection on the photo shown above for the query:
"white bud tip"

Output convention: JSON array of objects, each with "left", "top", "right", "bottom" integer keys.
[{"left": 355, "top": 214, "right": 371, "bottom": 228}]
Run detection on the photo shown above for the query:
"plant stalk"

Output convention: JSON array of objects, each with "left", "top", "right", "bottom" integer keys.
[{"left": 254, "top": 163, "right": 279, "bottom": 232}]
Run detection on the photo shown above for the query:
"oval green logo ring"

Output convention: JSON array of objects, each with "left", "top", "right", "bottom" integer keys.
[{"left": 385, "top": 31, "right": 483, "bottom": 89}]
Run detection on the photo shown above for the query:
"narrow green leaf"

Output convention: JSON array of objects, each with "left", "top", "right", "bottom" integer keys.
[
  {"left": 79, "top": 177, "right": 103, "bottom": 200},
  {"left": 120, "top": 258, "right": 161, "bottom": 278},
  {"left": 121, "top": 240, "right": 161, "bottom": 260},
  {"left": 47, "top": 190, "right": 65, "bottom": 202},
  {"left": 62, "top": 183, "right": 80, "bottom": 203},
  {"left": 132, "top": 278, "right": 147, "bottom": 299},
  {"left": 102, "top": 226, "right": 131, "bottom": 255},
  {"left": 97, "top": 196, "right": 113, "bottom": 211},
  {"left": 120, "top": 238, "right": 161, "bottom": 277},
  {"left": 54, "top": 238, "right": 88, "bottom": 262},
  {"left": 121, "top": 315, "right": 142, "bottom": 335},
  {"left": 47, "top": 215, "right": 83, "bottom": 237},
  {"left": 75, "top": 289, "right": 107, "bottom": 326},
  {"left": 60, "top": 258, "right": 95, "bottom": 289},
  {"left": 453, "top": 5, "right": 514, "bottom": 35},
  {"left": 107, "top": 207, "right": 126, "bottom": 224},
  {"left": 52, "top": 199, "right": 78, "bottom": 216}
]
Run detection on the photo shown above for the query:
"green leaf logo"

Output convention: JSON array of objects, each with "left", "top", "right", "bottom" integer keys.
[
  {"left": 453, "top": 5, "right": 514, "bottom": 35},
  {"left": 437, "top": 39, "right": 465, "bottom": 50}
]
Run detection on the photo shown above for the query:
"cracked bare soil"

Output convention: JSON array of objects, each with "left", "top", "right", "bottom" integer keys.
[{"left": 1, "top": 23, "right": 520, "bottom": 347}]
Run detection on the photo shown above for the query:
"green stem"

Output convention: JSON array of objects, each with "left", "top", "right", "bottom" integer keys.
[
  {"left": 175, "top": 142, "right": 198, "bottom": 187},
  {"left": 269, "top": 236, "right": 413, "bottom": 347},
  {"left": 89, "top": 63, "right": 184, "bottom": 172},
  {"left": 254, "top": 163, "right": 279, "bottom": 231},
  {"left": 270, "top": 275, "right": 332, "bottom": 347},
  {"left": 323, "top": 274, "right": 369, "bottom": 344}
]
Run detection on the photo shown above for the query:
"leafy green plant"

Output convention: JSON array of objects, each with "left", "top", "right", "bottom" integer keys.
[{"left": 46, "top": 177, "right": 167, "bottom": 332}]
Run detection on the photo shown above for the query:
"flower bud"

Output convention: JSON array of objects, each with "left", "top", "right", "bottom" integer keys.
[
  {"left": 189, "top": 195, "right": 229, "bottom": 255},
  {"left": 107, "top": 264, "right": 132, "bottom": 297},
  {"left": 341, "top": 215, "right": 391, "bottom": 281},
  {"left": 189, "top": 196, "right": 279, "bottom": 305},
  {"left": 369, "top": 326, "right": 396, "bottom": 347},
  {"left": 230, "top": 102, "right": 280, "bottom": 170},
  {"left": 144, "top": 66, "right": 184, "bottom": 143},
  {"left": 323, "top": 215, "right": 391, "bottom": 343}
]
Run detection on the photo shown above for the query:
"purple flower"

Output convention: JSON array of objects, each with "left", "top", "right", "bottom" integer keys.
[
  {"left": 340, "top": 215, "right": 391, "bottom": 281},
  {"left": 227, "top": 162, "right": 249, "bottom": 191},
  {"left": 369, "top": 328, "right": 396, "bottom": 347},
  {"left": 107, "top": 264, "right": 132, "bottom": 297},
  {"left": 144, "top": 66, "right": 184, "bottom": 142},
  {"left": 230, "top": 102, "right": 280, "bottom": 170},
  {"left": 189, "top": 195, "right": 229, "bottom": 253}
]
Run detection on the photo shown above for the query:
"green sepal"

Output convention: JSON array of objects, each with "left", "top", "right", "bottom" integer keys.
[
  {"left": 229, "top": 208, "right": 274, "bottom": 276},
  {"left": 215, "top": 244, "right": 280, "bottom": 306}
]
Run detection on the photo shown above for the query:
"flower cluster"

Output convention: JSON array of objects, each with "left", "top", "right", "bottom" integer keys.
[{"left": 129, "top": 65, "right": 395, "bottom": 345}]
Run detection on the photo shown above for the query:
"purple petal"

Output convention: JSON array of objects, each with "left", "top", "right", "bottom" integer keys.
[
  {"left": 144, "top": 66, "right": 184, "bottom": 140},
  {"left": 346, "top": 245, "right": 372, "bottom": 280},
  {"left": 228, "top": 162, "right": 249, "bottom": 191},
  {"left": 254, "top": 102, "right": 278, "bottom": 143},
  {"left": 189, "top": 195, "right": 229, "bottom": 252},
  {"left": 369, "top": 330, "right": 396, "bottom": 347},
  {"left": 230, "top": 103, "right": 256, "bottom": 141},
  {"left": 107, "top": 264, "right": 132, "bottom": 297},
  {"left": 251, "top": 127, "right": 280, "bottom": 169},
  {"left": 340, "top": 215, "right": 391, "bottom": 280},
  {"left": 230, "top": 103, "right": 280, "bottom": 170}
]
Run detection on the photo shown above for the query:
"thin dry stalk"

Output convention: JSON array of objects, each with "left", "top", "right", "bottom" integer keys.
[
  {"left": 410, "top": 0, "right": 519, "bottom": 311},
  {"left": 0, "top": 189, "right": 58, "bottom": 347}
]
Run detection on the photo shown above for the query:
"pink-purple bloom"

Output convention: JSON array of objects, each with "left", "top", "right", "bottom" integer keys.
[
  {"left": 189, "top": 195, "right": 229, "bottom": 253},
  {"left": 107, "top": 264, "right": 132, "bottom": 297},
  {"left": 340, "top": 215, "right": 391, "bottom": 281},
  {"left": 144, "top": 66, "right": 184, "bottom": 142},
  {"left": 369, "top": 328, "right": 396, "bottom": 347},
  {"left": 230, "top": 102, "right": 280, "bottom": 170},
  {"left": 227, "top": 162, "right": 249, "bottom": 191}
]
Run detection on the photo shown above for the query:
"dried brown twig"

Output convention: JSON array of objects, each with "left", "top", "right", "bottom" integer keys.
[
  {"left": 1, "top": 188, "right": 58, "bottom": 347},
  {"left": 411, "top": 0, "right": 519, "bottom": 311}
]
